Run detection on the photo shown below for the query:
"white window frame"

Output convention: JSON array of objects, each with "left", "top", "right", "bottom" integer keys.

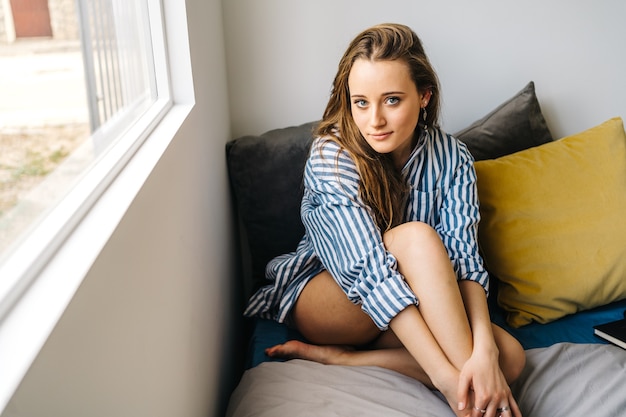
[{"left": 0, "top": 0, "right": 195, "bottom": 412}]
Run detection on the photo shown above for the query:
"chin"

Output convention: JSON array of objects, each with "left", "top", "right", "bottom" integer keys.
[
  {"left": 369, "top": 144, "right": 395, "bottom": 155},
  {"left": 364, "top": 139, "right": 388, "bottom": 152}
]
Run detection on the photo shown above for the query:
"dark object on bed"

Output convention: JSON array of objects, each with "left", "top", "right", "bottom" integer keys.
[{"left": 594, "top": 317, "right": 626, "bottom": 349}]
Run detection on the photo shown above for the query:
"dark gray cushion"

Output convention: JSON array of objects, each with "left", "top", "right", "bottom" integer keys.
[
  {"left": 226, "top": 82, "right": 553, "bottom": 298},
  {"left": 226, "top": 122, "right": 317, "bottom": 296},
  {"left": 455, "top": 81, "right": 553, "bottom": 161}
]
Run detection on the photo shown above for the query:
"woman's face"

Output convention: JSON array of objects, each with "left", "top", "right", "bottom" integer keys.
[{"left": 348, "top": 58, "right": 429, "bottom": 168}]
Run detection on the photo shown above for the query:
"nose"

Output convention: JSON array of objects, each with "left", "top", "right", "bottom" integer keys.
[{"left": 370, "top": 105, "right": 386, "bottom": 128}]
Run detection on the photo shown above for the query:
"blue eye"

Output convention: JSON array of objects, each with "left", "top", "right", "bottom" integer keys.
[
  {"left": 353, "top": 99, "right": 367, "bottom": 108},
  {"left": 386, "top": 96, "right": 400, "bottom": 105}
]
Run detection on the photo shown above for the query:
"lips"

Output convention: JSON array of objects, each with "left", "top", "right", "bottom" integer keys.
[{"left": 370, "top": 132, "right": 392, "bottom": 141}]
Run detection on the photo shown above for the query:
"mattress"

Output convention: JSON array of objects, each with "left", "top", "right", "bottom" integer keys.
[
  {"left": 227, "top": 343, "right": 626, "bottom": 417},
  {"left": 228, "top": 299, "right": 626, "bottom": 416}
]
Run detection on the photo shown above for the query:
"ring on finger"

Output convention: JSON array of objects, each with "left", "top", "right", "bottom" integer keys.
[{"left": 473, "top": 406, "right": 487, "bottom": 414}]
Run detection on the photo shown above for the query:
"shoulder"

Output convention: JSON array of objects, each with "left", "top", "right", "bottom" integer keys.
[
  {"left": 307, "top": 136, "right": 360, "bottom": 183},
  {"left": 303, "top": 137, "right": 363, "bottom": 205}
]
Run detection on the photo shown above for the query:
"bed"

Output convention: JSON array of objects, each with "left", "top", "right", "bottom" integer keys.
[{"left": 224, "top": 82, "right": 626, "bottom": 416}]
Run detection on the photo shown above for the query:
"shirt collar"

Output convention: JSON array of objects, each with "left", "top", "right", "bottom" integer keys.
[{"left": 401, "top": 129, "right": 429, "bottom": 173}]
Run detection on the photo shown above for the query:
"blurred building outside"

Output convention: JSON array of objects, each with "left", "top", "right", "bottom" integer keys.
[{"left": 0, "top": 0, "right": 89, "bottom": 254}]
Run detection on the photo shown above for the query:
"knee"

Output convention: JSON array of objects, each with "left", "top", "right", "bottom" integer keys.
[
  {"left": 382, "top": 221, "right": 441, "bottom": 256},
  {"left": 499, "top": 334, "right": 526, "bottom": 384},
  {"left": 504, "top": 342, "right": 526, "bottom": 384}
]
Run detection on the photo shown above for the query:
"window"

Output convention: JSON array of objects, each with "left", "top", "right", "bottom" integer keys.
[
  {"left": 0, "top": 0, "right": 192, "bottom": 412},
  {"left": 0, "top": 0, "right": 170, "bottom": 312}
]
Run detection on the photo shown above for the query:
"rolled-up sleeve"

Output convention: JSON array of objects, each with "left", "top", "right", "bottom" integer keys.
[{"left": 301, "top": 139, "right": 417, "bottom": 330}]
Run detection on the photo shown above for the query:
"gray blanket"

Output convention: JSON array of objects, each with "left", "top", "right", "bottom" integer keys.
[{"left": 227, "top": 343, "right": 626, "bottom": 417}]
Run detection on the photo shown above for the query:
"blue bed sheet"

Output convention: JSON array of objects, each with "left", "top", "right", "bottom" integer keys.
[
  {"left": 489, "top": 298, "right": 626, "bottom": 349},
  {"left": 247, "top": 298, "right": 626, "bottom": 369}
]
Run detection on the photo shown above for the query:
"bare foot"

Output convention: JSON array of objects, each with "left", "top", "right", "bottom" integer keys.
[
  {"left": 265, "top": 340, "right": 354, "bottom": 365},
  {"left": 435, "top": 387, "right": 473, "bottom": 417},
  {"left": 266, "top": 341, "right": 474, "bottom": 417},
  {"left": 431, "top": 370, "right": 475, "bottom": 417}
]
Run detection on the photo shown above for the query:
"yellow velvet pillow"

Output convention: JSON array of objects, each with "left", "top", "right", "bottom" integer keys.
[{"left": 474, "top": 117, "right": 626, "bottom": 327}]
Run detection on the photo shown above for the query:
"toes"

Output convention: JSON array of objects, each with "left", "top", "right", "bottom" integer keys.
[{"left": 265, "top": 340, "right": 303, "bottom": 358}]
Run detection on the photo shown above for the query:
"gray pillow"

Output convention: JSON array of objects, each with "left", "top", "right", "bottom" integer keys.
[
  {"left": 226, "top": 122, "right": 317, "bottom": 297},
  {"left": 455, "top": 81, "right": 553, "bottom": 160},
  {"left": 226, "top": 82, "right": 553, "bottom": 298}
]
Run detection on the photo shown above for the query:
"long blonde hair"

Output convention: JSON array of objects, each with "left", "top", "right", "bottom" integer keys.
[{"left": 316, "top": 23, "right": 441, "bottom": 231}]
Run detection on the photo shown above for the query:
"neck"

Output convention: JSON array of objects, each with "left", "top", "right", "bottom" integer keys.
[{"left": 393, "top": 130, "right": 420, "bottom": 170}]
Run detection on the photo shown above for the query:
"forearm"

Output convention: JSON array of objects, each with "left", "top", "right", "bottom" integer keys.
[
  {"left": 390, "top": 305, "right": 460, "bottom": 389},
  {"left": 457, "top": 281, "right": 522, "bottom": 416},
  {"left": 459, "top": 280, "right": 497, "bottom": 352}
]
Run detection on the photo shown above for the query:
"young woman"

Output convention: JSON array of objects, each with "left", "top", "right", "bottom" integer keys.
[{"left": 244, "top": 23, "right": 525, "bottom": 417}]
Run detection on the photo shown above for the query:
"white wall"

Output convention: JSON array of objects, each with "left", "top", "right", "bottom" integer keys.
[
  {"left": 223, "top": 0, "right": 626, "bottom": 140},
  {"left": 2, "top": 1, "right": 237, "bottom": 416}
]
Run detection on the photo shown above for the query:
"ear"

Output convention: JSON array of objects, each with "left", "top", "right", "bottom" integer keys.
[{"left": 421, "top": 89, "right": 433, "bottom": 107}]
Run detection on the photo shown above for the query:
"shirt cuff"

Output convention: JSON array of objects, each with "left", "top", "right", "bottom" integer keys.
[
  {"left": 458, "top": 270, "right": 490, "bottom": 296},
  {"left": 360, "top": 274, "right": 418, "bottom": 331}
]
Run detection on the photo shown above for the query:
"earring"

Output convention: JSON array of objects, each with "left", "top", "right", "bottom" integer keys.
[{"left": 422, "top": 107, "right": 428, "bottom": 130}]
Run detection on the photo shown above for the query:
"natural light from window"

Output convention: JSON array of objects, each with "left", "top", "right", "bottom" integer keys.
[
  {"left": 0, "top": 0, "right": 169, "bottom": 312},
  {"left": 0, "top": 1, "right": 186, "bottom": 412}
]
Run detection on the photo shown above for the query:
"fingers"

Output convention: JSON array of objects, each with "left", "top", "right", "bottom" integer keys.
[
  {"left": 469, "top": 387, "right": 521, "bottom": 417},
  {"left": 470, "top": 404, "right": 509, "bottom": 417},
  {"left": 471, "top": 405, "right": 487, "bottom": 416},
  {"left": 494, "top": 391, "right": 521, "bottom": 417},
  {"left": 472, "top": 397, "right": 521, "bottom": 417},
  {"left": 456, "top": 372, "right": 472, "bottom": 411},
  {"left": 506, "top": 395, "right": 523, "bottom": 417},
  {"left": 456, "top": 361, "right": 523, "bottom": 417}
]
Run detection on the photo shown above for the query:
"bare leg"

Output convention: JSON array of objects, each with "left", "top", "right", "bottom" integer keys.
[
  {"left": 382, "top": 222, "right": 524, "bottom": 413},
  {"left": 290, "top": 221, "right": 474, "bottom": 363},
  {"left": 267, "top": 341, "right": 432, "bottom": 384},
  {"left": 284, "top": 266, "right": 465, "bottom": 412},
  {"left": 382, "top": 222, "right": 473, "bottom": 369},
  {"left": 267, "top": 323, "right": 523, "bottom": 386},
  {"left": 280, "top": 222, "right": 524, "bottom": 416},
  {"left": 290, "top": 269, "right": 380, "bottom": 346}
]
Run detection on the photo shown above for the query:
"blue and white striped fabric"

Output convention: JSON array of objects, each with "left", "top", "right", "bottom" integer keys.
[{"left": 244, "top": 128, "right": 489, "bottom": 330}]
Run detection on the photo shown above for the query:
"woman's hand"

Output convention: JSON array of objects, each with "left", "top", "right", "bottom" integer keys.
[
  {"left": 455, "top": 280, "right": 523, "bottom": 417},
  {"left": 457, "top": 346, "right": 522, "bottom": 417}
]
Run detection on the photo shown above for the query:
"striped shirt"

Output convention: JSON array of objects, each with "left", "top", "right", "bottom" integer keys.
[{"left": 244, "top": 127, "right": 489, "bottom": 330}]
